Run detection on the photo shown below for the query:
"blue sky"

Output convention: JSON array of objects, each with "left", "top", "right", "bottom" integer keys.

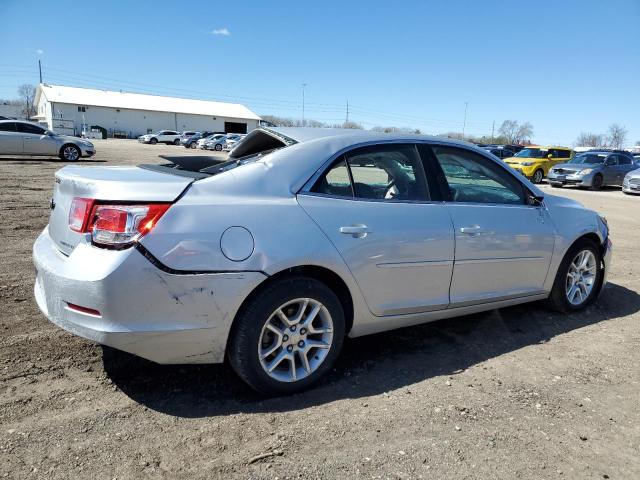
[{"left": 1, "top": 0, "right": 638, "bottom": 145}]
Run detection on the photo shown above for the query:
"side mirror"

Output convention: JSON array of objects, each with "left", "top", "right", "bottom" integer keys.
[{"left": 528, "top": 194, "right": 544, "bottom": 207}]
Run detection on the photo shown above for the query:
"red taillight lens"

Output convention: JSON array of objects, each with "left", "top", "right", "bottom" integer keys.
[
  {"left": 68, "top": 197, "right": 95, "bottom": 232},
  {"left": 68, "top": 197, "right": 170, "bottom": 248},
  {"left": 89, "top": 203, "right": 171, "bottom": 247}
]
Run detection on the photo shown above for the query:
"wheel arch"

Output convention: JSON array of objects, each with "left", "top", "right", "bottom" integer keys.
[{"left": 226, "top": 264, "right": 355, "bottom": 353}]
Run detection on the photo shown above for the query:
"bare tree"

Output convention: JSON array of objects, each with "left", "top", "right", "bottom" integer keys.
[
  {"left": 607, "top": 123, "right": 627, "bottom": 149},
  {"left": 498, "top": 120, "right": 534, "bottom": 144},
  {"left": 575, "top": 132, "right": 606, "bottom": 148},
  {"left": 340, "top": 121, "right": 363, "bottom": 130},
  {"left": 18, "top": 84, "right": 36, "bottom": 120}
]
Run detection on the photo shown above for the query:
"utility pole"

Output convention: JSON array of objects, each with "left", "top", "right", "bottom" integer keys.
[
  {"left": 38, "top": 59, "right": 42, "bottom": 83},
  {"left": 346, "top": 100, "right": 349, "bottom": 124},
  {"left": 491, "top": 120, "right": 495, "bottom": 142},
  {"left": 301, "top": 83, "right": 307, "bottom": 127},
  {"left": 462, "top": 101, "right": 468, "bottom": 141}
]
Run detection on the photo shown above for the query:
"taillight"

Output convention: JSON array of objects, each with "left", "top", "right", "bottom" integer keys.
[
  {"left": 68, "top": 198, "right": 95, "bottom": 232},
  {"left": 68, "top": 198, "right": 170, "bottom": 248}
]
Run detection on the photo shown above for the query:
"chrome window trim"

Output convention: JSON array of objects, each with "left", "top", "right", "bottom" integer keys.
[{"left": 299, "top": 139, "right": 540, "bottom": 208}]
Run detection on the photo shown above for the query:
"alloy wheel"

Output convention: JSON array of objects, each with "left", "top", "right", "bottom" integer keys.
[
  {"left": 63, "top": 146, "right": 79, "bottom": 161},
  {"left": 565, "top": 249, "right": 597, "bottom": 306},
  {"left": 533, "top": 169, "right": 544, "bottom": 183},
  {"left": 258, "top": 298, "right": 334, "bottom": 383}
]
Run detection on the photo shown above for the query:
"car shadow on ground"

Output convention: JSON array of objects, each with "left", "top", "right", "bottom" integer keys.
[
  {"left": 103, "top": 282, "right": 640, "bottom": 417},
  {"left": 0, "top": 156, "right": 106, "bottom": 163}
]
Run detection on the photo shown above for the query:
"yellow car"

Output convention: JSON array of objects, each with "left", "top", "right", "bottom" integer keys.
[{"left": 504, "top": 146, "right": 573, "bottom": 183}]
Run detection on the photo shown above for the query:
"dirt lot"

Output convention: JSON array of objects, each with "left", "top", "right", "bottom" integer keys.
[{"left": 1, "top": 139, "right": 639, "bottom": 479}]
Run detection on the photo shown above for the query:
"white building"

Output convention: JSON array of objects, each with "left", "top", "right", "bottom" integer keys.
[{"left": 33, "top": 84, "right": 262, "bottom": 138}]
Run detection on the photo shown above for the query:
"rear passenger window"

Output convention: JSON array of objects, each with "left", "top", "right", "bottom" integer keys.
[
  {"left": 430, "top": 146, "right": 526, "bottom": 205},
  {"left": 312, "top": 144, "right": 429, "bottom": 201},
  {"left": 618, "top": 155, "right": 631, "bottom": 165},
  {"left": 346, "top": 144, "right": 428, "bottom": 201},
  {"left": 313, "top": 159, "right": 353, "bottom": 197}
]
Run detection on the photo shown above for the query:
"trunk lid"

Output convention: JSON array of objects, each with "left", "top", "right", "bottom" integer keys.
[{"left": 49, "top": 165, "right": 193, "bottom": 255}]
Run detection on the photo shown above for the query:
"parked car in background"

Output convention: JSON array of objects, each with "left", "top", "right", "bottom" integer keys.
[
  {"left": 33, "top": 127, "right": 611, "bottom": 395},
  {"left": 181, "top": 131, "right": 215, "bottom": 149},
  {"left": 548, "top": 150, "right": 637, "bottom": 190},
  {"left": 622, "top": 167, "right": 640, "bottom": 195},
  {"left": 198, "top": 133, "right": 227, "bottom": 150},
  {"left": 138, "top": 130, "right": 181, "bottom": 145},
  {"left": 223, "top": 134, "right": 246, "bottom": 152},
  {"left": 483, "top": 147, "right": 515, "bottom": 159},
  {"left": 505, "top": 146, "right": 573, "bottom": 183},
  {"left": 0, "top": 120, "right": 95, "bottom": 160},
  {"left": 202, "top": 134, "right": 240, "bottom": 151}
]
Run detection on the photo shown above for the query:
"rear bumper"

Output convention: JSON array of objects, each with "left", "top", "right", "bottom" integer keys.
[{"left": 33, "top": 227, "right": 266, "bottom": 364}]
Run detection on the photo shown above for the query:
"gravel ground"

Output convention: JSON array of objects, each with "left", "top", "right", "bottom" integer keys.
[{"left": 1, "top": 139, "right": 639, "bottom": 479}]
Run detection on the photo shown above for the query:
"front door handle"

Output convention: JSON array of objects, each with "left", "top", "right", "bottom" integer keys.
[
  {"left": 340, "top": 225, "right": 370, "bottom": 238},
  {"left": 460, "top": 225, "right": 483, "bottom": 235}
]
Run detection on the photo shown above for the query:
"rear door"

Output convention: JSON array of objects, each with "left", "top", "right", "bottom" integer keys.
[
  {"left": 297, "top": 143, "right": 455, "bottom": 316},
  {"left": 426, "top": 145, "right": 555, "bottom": 306},
  {"left": 0, "top": 122, "right": 20, "bottom": 154}
]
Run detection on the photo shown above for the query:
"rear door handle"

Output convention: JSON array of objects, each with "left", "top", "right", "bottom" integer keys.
[
  {"left": 340, "top": 225, "right": 370, "bottom": 238},
  {"left": 460, "top": 225, "right": 483, "bottom": 235}
]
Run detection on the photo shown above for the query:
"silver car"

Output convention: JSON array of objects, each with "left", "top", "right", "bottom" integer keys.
[
  {"left": 622, "top": 167, "right": 640, "bottom": 194},
  {"left": 33, "top": 128, "right": 612, "bottom": 394},
  {"left": 547, "top": 150, "right": 637, "bottom": 190},
  {"left": 0, "top": 120, "right": 95, "bottom": 161}
]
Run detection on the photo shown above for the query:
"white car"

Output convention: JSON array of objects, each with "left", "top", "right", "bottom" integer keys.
[{"left": 138, "top": 130, "right": 181, "bottom": 145}]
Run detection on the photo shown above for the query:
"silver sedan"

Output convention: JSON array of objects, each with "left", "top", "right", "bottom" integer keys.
[
  {"left": 0, "top": 120, "right": 95, "bottom": 160},
  {"left": 33, "top": 128, "right": 612, "bottom": 394}
]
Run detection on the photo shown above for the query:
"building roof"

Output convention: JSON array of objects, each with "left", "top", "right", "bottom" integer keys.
[{"left": 35, "top": 84, "right": 261, "bottom": 121}]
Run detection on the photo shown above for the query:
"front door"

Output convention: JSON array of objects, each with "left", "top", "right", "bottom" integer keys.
[
  {"left": 428, "top": 145, "right": 556, "bottom": 306},
  {"left": 17, "top": 122, "right": 57, "bottom": 155},
  {"left": 298, "top": 143, "right": 455, "bottom": 316}
]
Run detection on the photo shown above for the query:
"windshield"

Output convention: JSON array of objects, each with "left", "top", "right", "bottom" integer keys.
[
  {"left": 568, "top": 153, "right": 606, "bottom": 165},
  {"left": 515, "top": 148, "right": 548, "bottom": 159}
]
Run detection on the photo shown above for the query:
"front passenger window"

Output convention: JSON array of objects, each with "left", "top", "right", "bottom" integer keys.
[{"left": 430, "top": 146, "right": 526, "bottom": 205}]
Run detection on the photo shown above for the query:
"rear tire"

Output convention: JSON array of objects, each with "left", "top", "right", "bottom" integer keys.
[
  {"left": 590, "top": 174, "right": 603, "bottom": 191},
  {"left": 227, "top": 276, "right": 345, "bottom": 395},
  {"left": 190, "top": 142, "right": 197, "bottom": 149},
  {"left": 532, "top": 169, "right": 544, "bottom": 184},
  {"left": 551, "top": 183, "right": 562, "bottom": 188},
  {"left": 546, "top": 238, "right": 603, "bottom": 313}
]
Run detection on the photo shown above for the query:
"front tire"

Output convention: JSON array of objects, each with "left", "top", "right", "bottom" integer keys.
[
  {"left": 532, "top": 169, "right": 544, "bottom": 184},
  {"left": 590, "top": 174, "right": 603, "bottom": 191},
  {"left": 214, "top": 143, "right": 223, "bottom": 151},
  {"left": 59, "top": 144, "right": 80, "bottom": 161},
  {"left": 173, "top": 139, "right": 180, "bottom": 145},
  {"left": 149, "top": 137, "right": 158, "bottom": 145},
  {"left": 227, "top": 276, "right": 345, "bottom": 395},
  {"left": 190, "top": 142, "right": 197, "bottom": 149},
  {"left": 547, "top": 239, "right": 603, "bottom": 313}
]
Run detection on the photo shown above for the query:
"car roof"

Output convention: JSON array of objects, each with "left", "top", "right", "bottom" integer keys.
[{"left": 525, "top": 145, "right": 572, "bottom": 150}]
